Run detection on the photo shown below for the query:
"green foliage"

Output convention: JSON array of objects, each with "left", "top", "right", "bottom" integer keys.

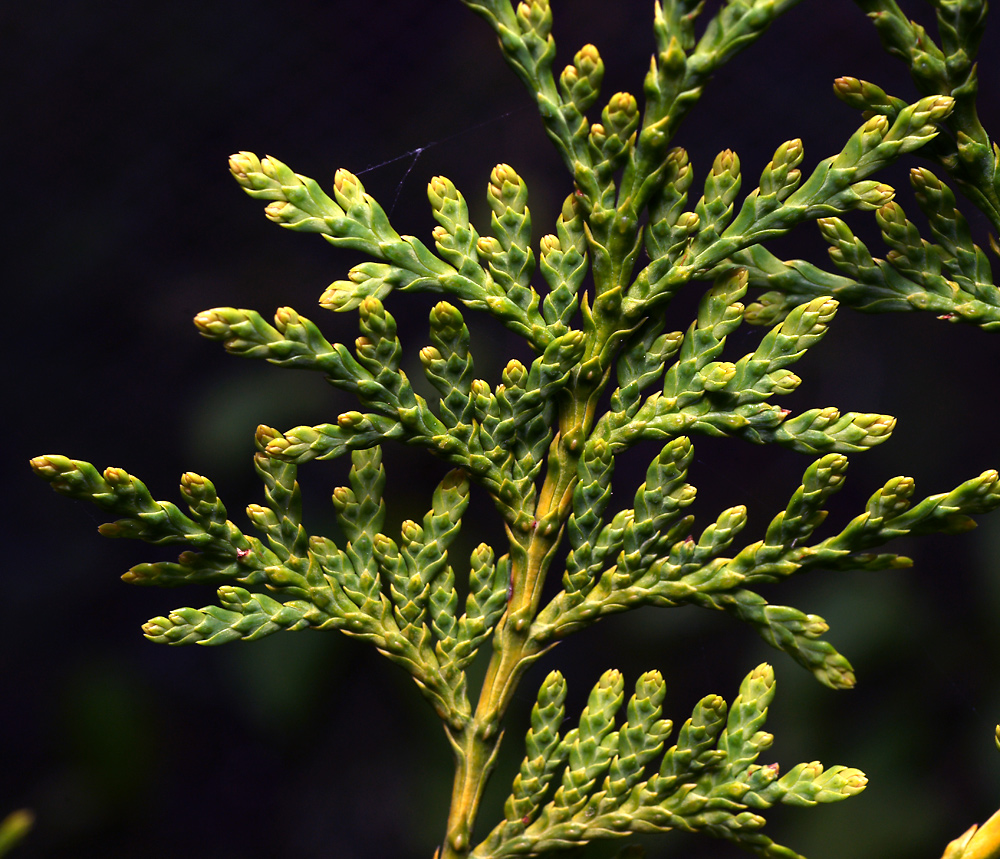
[
  {"left": 477, "top": 665, "right": 864, "bottom": 857},
  {"left": 735, "top": 0, "right": 1000, "bottom": 329},
  {"left": 30, "top": 0, "right": 1000, "bottom": 857}
]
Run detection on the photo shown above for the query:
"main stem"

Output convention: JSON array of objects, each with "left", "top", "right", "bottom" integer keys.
[{"left": 438, "top": 372, "right": 605, "bottom": 858}]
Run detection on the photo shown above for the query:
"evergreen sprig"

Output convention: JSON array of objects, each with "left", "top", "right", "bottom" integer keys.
[
  {"left": 736, "top": 0, "right": 1000, "bottom": 328},
  {"left": 849, "top": 0, "right": 1000, "bottom": 233},
  {"left": 30, "top": 0, "right": 1000, "bottom": 856},
  {"left": 474, "top": 664, "right": 865, "bottom": 858},
  {"left": 229, "top": 152, "right": 552, "bottom": 346},
  {"left": 31, "top": 443, "right": 508, "bottom": 729},
  {"left": 737, "top": 166, "right": 1000, "bottom": 328},
  {"left": 534, "top": 435, "right": 1000, "bottom": 689},
  {"left": 605, "top": 269, "right": 897, "bottom": 457}
]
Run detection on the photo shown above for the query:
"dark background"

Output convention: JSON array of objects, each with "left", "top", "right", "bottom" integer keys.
[{"left": 4, "top": 1, "right": 1000, "bottom": 857}]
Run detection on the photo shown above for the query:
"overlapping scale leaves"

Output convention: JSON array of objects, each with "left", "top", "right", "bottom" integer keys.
[
  {"left": 738, "top": 166, "right": 1000, "bottom": 329},
  {"left": 229, "top": 151, "right": 553, "bottom": 348},
  {"left": 845, "top": 1, "right": 1000, "bottom": 234},
  {"left": 194, "top": 291, "right": 582, "bottom": 530},
  {"left": 30, "top": 445, "right": 506, "bottom": 729},
  {"left": 29, "top": 0, "right": 1000, "bottom": 857},
  {"left": 473, "top": 664, "right": 866, "bottom": 857},
  {"left": 537, "top": 426, "right": 1000, "bottom": 688},
  {"left": 629, "top": 92, "right": 955, "bottom": 316},
  {"left": 605, "top": 268, "right": 898, "bottom": 458},
  {"left": 733, "top": 0, "right": 1000, "bottom": 329}
]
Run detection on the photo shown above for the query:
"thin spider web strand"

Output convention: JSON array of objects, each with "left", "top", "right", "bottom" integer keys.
[{"left": 354, "top": 106, "right": 532, "bottom": 213}]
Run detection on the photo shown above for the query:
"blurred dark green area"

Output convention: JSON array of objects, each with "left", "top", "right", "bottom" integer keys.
[{"left": 4, "top": 0, "right": 1000, "bottom": 856}]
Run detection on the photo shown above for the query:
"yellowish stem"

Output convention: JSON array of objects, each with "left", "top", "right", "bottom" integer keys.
[{"left": 438, "top": 376, "right": 602, "bottom": 858}]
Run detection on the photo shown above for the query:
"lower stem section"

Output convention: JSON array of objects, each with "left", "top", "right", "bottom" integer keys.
[
  {"left": 440, "top": 629, "right": 543, "bottom": 858},
  {"left": 438, "top": 372, "right": 604, "bottom": 857}
]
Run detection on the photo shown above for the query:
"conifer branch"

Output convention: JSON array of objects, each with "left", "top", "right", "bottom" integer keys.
[
  {"left": 605, "top": 270, "right": 897, "bottom": 457},
  {"left": 736, "top": 167, "right": 1000, "bottom": 328},
  {"left": 473, "top": 664, "right": 865, "bottom": 857},
  {"left": 533, "top": 443, "right": 1000, "bottom": 689},
  {"left": 28, "top": 0, "right": 1000, "bottom": 856},
  {"left": 29, "top": 444, "right": 512, "bottom": 729},
  {"left": 629, "top": 95, "right": 954, "bottom": 316},
  {"left": 230, "top": 153, "right": 553, "bottom": 348},
  {"left": 849, "top": 0, "right": 1000, "bottom": 233}
]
